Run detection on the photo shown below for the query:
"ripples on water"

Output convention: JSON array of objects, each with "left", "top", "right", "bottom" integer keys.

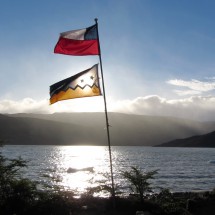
[{"left": 1, "top": 145, "right": 215, "bottom": 196}]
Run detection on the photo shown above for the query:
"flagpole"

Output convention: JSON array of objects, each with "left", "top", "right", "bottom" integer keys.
[{"left": 94, "top": 18, "right": 116, "bottom": 201}]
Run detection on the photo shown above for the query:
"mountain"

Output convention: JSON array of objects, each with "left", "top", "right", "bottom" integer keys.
[
  {"left": 0, "top": 114, "right": 103, "bottom": 145},
  {"left": 1, "top": 112, "right": 215, "bottom": 146},
  {"left": 156, "top": 131, "right": 215, "bottom": 147}
]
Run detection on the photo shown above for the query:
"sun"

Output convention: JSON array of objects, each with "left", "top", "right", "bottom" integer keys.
[{"left": 51, "top": 96, "right": 105, "bottom": 113}]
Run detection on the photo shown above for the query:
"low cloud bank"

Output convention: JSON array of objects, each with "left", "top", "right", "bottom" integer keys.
[
  {"left": 1, "top": 95, "right": 215, "bottom": 121},
  {"left": 0, "top": 98, "right": 51, "bottom": 114},
  {"left": 112, "top": 95, "right": 215, "bottom": 121}
]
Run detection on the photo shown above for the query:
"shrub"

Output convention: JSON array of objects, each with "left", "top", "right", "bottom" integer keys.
[{"left": 121, "top": 166, "right": 157, "bottom": 204}]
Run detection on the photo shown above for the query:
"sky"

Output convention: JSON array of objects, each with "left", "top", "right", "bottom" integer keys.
[{"left": 1, "top": 0, "right": 215, "bottom": 121}]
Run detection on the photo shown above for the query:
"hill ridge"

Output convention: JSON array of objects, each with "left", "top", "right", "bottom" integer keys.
[
  {"left": 1, "top": 113, "right": 215, "bottom": 146},
  {"left": 157, "top": 130, "right": 215, "bottom": 147}
]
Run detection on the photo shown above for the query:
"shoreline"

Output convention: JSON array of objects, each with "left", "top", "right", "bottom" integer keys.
[{"left": 49, "top": 189, "right": 215, "bottom": 215}]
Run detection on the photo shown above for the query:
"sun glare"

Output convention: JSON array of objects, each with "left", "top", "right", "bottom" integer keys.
[
  {"left": 55, "top": 146, "right": 109, "bottom": 194},
  {"left": 52, "top": 96, "right": 104, "bottom": 113}
]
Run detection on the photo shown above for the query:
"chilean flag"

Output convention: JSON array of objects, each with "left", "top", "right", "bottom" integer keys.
[{"left": 54, "top": 24, "right": 99, "bottom": 56}]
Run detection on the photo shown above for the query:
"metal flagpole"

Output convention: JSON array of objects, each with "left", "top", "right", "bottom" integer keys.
[{"left": 94, "top": 18, "right": 116, "bottom": 201}]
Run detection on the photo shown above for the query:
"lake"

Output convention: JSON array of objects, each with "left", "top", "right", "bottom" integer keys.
[{"left": 1, "top": 145, "right": 215, "bottom": 196}]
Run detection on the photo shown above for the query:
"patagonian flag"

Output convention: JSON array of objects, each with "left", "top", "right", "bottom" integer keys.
[
  {"left": 50, "top": 64, "right": 101, "bottom": 104},
  {"left": 54, "top": 24, "right": 99, "bottom": 56}
]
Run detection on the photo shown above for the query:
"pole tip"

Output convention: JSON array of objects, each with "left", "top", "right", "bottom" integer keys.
[{"left": 94, "top": 18, "right": 98, "bottom": 23}]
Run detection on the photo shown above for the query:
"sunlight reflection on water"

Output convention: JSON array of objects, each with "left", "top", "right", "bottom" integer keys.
[
  {"left": 2, "top": 145, "right": 215, "bottom": 197},
  {"left": 52, "top": 146, "right": 110, "bottom": 194}
]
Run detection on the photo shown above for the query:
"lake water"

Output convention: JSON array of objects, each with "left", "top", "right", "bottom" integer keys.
[{"left": 1, "top": 145, "right": 215, "bottom": 196}]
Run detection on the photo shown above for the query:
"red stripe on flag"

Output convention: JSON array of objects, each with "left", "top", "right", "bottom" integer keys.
[{"left": 54, "top": 37, "right": 99, "bottom": 56}]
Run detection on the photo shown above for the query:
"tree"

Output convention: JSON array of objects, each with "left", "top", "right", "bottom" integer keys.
[
  {"left": 0, "top": 144, "right": 72, "bottom": 214},
  {"left": 122, "top": 166, "right": 157, "bottom": 204},
  {"left": 0, "top": 143, "right": 41, "bottom": 214}
]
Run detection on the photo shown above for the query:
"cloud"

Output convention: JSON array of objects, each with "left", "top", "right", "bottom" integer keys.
[
  {"left": 205, "top": 77, "right": 215, "bottom": 80},
  {"left": 173, "top": 90, "right": 201, "bottom": 96},
  {"left": 1, "top": 95, "right": 215, "bottom": 121},
  {"left": 111, "top": 95, "right": 215, "bottom": 121},
  {"left": 0, "top": 98, "right": 51, "bottom": 114},
  {"left": 167, "top": 79, "right": 215, "bottom": 95},
  {"left": 0, "top": 97, "right": 104, "bottom": 114}
]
